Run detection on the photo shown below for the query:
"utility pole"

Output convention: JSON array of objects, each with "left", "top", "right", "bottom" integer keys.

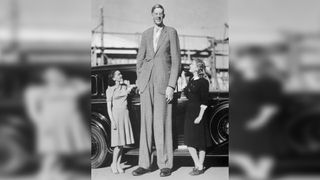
[
  {"left": 100, "top": 7, "right": 105, "bottom": 65},
  {"left": 11, "top": 0, "right": 18, "bottom": 50},
  {"left": 2, "top": 0, "right": 20, "bottom": 64}
]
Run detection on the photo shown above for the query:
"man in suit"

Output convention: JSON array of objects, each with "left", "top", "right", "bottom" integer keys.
[{"left": 133, "top": 4, "right": 181, "bottom": 177}]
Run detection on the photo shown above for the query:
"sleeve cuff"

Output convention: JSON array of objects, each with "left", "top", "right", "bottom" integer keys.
[{"left": 200, "top": 104, "right": 208, "bottom": 109}]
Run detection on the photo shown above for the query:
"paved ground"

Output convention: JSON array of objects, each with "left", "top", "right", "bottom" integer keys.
[
  {"left": 230, "top": 176, "right": 320, "bottom": 180},
  {"left": 2, "top": 170, "right": 320, "bottom": 180},
  {"left": 92, "top": 166, "right": 320, "bottom": 180},
  {"left": 0, "top": 174, "right": 90, "bottom": 180},
  {"left": 3, "top": 156, "right": 319, "bottom": 180},
  {"left": 92, "top": 155, "right": 229, "bottom": 180},
  {"left": 92, "top": 165, "right": 228, "bottom": 180}
]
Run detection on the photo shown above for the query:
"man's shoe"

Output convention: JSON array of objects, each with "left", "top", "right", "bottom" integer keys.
[
  {"left": 132, "top": 167, "right": 150, "bottom": 176},
  {"left": 160, "top": 168, "right": 172, "bottom": 177}
]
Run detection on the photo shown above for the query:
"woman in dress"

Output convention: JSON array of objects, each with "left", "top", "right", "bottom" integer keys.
[
  {"left": 182, "top": 59, "right": 210, "bottom": 176},
  {"left": 24, "top": 67, "right": 90, "bottom": 180},
  {"left": 106, "top": 70, "right": 135, "bottom": 174},
  {"left": 230, "top": 50, "right": 282, "bottom": 179}
]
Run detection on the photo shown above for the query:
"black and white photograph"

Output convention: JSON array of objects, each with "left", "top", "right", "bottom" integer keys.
[
  {"left": 91, "top": 0, "right": 229, "bottom": 179},
  {"left": 1, "top": 0, "right": 320, "bottom": 180},
  {"left": 0, "top": 0, "right": 91, "bottom": 180}
]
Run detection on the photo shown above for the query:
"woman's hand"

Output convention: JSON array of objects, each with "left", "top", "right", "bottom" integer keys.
[
  {"left": 124, "top": 80, "right": 130, "bottom": 86},
  {"left": 124, "top": 80, "right": 137, "bottom": 93},
  {"left": 128, "top": 84, "right": 136, "bottom": 91},
  {"left": 194, "top": 116, "right": 202, "bottom": 124}
]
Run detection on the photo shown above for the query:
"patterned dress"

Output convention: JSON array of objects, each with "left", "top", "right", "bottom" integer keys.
[{"left": 106, "top": 85, "right": 135, "bottom": 147}]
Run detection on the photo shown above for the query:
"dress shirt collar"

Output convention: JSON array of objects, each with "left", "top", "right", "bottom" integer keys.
[{"left": 154, "top": 25, "right": 164, "bottom": 33}]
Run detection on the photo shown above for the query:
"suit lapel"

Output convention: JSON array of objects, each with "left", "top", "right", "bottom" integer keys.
[
  {"left": 154, "top": 26, "right": 167, "bottom": 55},
  {"left": 149, "top": 28, "right": 155, "bottom": 57}
]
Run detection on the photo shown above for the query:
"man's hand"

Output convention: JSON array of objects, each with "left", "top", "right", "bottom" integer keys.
[
  {"left": 194, "top": 116, "right": 202, "bottom": 124},
  {"left": 166, "top": 87, "right": 174, "bottom": 103}
]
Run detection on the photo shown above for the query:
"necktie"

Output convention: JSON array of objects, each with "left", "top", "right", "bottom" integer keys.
[{"left": 154, "top": 28, "right": 161, "bottom": 52}]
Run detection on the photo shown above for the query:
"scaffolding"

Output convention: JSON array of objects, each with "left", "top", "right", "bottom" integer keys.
[{"left": 91, "top": 8, "right": 229, "bottom": 91}]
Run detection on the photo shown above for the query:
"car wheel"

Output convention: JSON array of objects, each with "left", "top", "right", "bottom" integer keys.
[
  {"left": 0, "top": 128, "right": 29, "bottom": 175},
  {"left": 286, "top": 111, "right": 320, "bottom": 154},
  {"left": 91, "top": 121, "right": 112, "bottom": 168},
  {"left": 209, "top": 102, "right": 229, "bottom": 146}
]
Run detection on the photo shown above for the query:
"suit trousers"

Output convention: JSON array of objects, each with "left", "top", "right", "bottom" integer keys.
[{"left": 138, "top": 69, "right": 173, "bottom": 169}]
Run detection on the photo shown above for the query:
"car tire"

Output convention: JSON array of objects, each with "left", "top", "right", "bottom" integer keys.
[
  {"left": 209, "top": 101, "right": 229, "bottom": 147},
  {"left": 286, "top": 110, "right": 320, "bottom": 154},
  {"left": 91, "top": 119, "right": 112, "bottom": 168},
  {"left": 0, "top": 128, "right": 29, "bottom": 175}
]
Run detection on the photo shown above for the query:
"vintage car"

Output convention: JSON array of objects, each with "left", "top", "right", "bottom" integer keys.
[{"left": 91, "top": 63, "right": 229, "bottom": 168}]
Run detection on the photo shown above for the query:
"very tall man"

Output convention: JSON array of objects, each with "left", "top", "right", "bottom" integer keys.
[{"left": 134, "top": 4, "right": 181, "bottom": 177}]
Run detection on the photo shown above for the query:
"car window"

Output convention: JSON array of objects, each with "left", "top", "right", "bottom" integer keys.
[
  {"left": 91, "top": 75, "right": 98, "bottom": 95},
  {"left": 121, "top": 70, "right": 137, "bottom": 85},
  {"left": 97, "top": 75, "right": 105, "bottom": 97}
]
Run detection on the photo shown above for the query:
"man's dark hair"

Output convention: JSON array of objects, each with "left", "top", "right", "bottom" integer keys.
[{"left": 151, "top": 4, "right": 165, "bottom": 14}]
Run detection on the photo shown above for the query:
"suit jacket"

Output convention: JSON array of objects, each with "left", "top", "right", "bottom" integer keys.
[{"left": 136, "top": 26, "right": 181, "bottom": 94}]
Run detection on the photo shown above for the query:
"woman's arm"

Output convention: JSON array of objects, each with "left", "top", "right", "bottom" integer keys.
[
  {"left": 24, "top": 86, "right": 42, "bottom": 124},
  {"left": 198, "top": 105, "right": 208, "bottom": 119},
  {"left": 107, "top": 102, "right": 117, "bottom": 130},
  {"left": 106, "top": 88, "right": 117, "bottom": 130},
  {"left": 194, "top": 79, "right": 209, "bottom": 124},
  {"left": 124, "top": 80, "right": 136, "bottom": 94},
  {"left": 181, "top": 71, "right": 188, "bottom": 89},
  {"left": 182, "top": 72, "right": 191, "bottom": 98},
  {"left": 246, "top": 105, "right": 278, "bottom": 130}
]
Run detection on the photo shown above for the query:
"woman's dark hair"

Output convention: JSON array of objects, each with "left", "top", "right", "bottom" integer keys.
[
  {"left": 151, "top": 4, "right": 165, "bottom": 14},
  {"left": 108, "top": 70, "right": 117, "bottom": 86}
]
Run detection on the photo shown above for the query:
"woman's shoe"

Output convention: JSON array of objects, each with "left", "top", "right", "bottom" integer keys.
[
  {"left": 117, "top": 164, "right": 124, "bottom": 173},
  {"left": 111, "top": 163, "right": 119, "bottom": 174},
  {"left": 189, "top": 167, "right": 205, "bottom": 176},
  {"left": 189, "top": 167, "right": 196, "bottom": 175},
  {"left": 189, "top": 167, "right": 198, "bottom": 175}
]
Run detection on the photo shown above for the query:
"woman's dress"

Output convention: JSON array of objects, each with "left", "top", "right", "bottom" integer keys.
[
  {"left": 106, "top": 85, "right": 135, "bottom": 147},
  {"left": 183, "top": 78, "right": 210, "bottom": 150}
]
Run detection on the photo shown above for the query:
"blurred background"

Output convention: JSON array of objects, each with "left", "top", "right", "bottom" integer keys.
[
  {"left": 0, "top": 0, "right": 91, "bottom": 179},
  {"left": 229, "top": 0, "right": 320, "bottom": 179},
  {"left": 1, "top": 0, "right": 320, "bottom": 179}
]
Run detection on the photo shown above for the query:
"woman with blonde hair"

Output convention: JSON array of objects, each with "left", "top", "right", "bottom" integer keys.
[{"left": 182, "top": 59, "right": 210, "bottom": 175}]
